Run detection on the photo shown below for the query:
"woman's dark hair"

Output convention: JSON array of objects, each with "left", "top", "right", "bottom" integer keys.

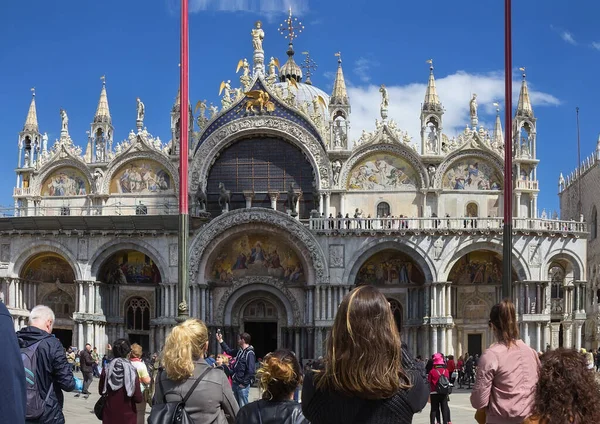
[
  {"left": 489, "top": 298, "right": 519, "bottom": 345},
  {"left": 112, "top": 338, "right": 132, "bottom": 359},
  {"left": 533, "top": 348, "right": 600, "bottom": 423},
  {"left": 257, "top": 349, "right": 302, "bottom": 401},
  {"left": 315, "top": 285, "right": 411, "bottom": 399}
]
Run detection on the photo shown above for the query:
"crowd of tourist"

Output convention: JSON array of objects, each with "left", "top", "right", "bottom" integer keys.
[{"left": 3, "top": 291, "right": 600, "bottom": 423}]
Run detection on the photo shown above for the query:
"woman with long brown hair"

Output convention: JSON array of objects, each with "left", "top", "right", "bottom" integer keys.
[
  {"left": 471, "top": 299, "right": 540, "bottom": 423},
  {"left": 523, "top": 348, "right": 600, "bottom": 423},
  {"left": 302, "top": 285, "right": 429, "bottom": 424}
]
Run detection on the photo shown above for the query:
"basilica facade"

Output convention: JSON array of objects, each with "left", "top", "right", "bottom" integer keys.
[{"left": 1, "top": 15, "right": 589, "bottom": 360}]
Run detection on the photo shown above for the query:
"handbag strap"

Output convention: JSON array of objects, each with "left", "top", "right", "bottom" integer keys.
[
  {"left": 257, "top": 400, "right": 263, "bottom": 424},
  {"left": 182, "top": 367, "right": 213, "bottom": 404}
]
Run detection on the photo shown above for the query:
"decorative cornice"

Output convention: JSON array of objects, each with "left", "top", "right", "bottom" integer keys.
[{"left": 190, "top": 115, "right": 331, "bottom": 192}]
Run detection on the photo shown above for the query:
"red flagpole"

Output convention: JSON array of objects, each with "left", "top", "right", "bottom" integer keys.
[
  {"left": 502, "top": 0, "right": 513, "bottom": 300},
  {"left": 177, "top": 0, "right": 190, "bottom": 320}
]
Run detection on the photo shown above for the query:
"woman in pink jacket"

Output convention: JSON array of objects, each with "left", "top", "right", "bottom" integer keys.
[{"left": 470, "top": 299, "right": 540, "bottom": 424}]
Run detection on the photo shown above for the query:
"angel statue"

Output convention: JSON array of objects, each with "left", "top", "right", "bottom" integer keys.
[
  {"left": 209, "top": 103, "right": 219, "bottom": 118},
  {"left": 252, "top": 21, "right": 264, "bottom": 51},
  {"left": 470, "top": 93, "right": 478, "bottom": 121},
  {"left": 219, "top": 80, "right": 232, "bottom": 107},
  {"left": 268, "top": 57, "right": 280, "bottom": 77},
  {"left": 60, "top": 108, "right": 69, "bottom": 132},
  {"left": 236, "top": 58, "right": 250, "bottom": 78},
  {"left": 136, "top": 97, "right": 145, "bottom": 122},
  {"left": 42, "top": 132, "right": 48, "bottom": 152},
  {"left": 194, "top": 99, "right": 207, "bottom": 127}
]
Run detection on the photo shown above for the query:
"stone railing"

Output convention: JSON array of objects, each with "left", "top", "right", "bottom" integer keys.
[
  {"left": 13, "top": 187, "right": 31, "bottom": 196},
  {"left": 304, "top": 217, "right": 587, "bottom": 236},
  {"left": 11, "top": 202, "right": 178, "bottom": 217},
  {"left": 516, "top": 180, "right": 539, "bottom": 190}
]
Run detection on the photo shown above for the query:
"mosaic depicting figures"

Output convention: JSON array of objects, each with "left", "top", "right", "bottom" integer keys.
[
  {"left": 449, "top": 251, "right": 516, "bottom": 284},
  {"left": 209, "top": 234, "right": 305, "bottom": 283},
  {"left": 21, "top": 254, "right": 75, "bottom": 284},
  {"left": 348, "top": 154, "right": 417, "bottom": 191},
  {"left": 442, "top": 159, "right": 502, "bottom": 190},
  {"left": 100, "top": 250, "right": 161, "bottom": 284},
  {"left": 356, "top": 250, "right": 424, "bottom": 285},
  {"left": 41, "top": 168, "right": 88, "bottom": 196},
  {"left": 110, "top": 160, "right": 171, "bottom": 194}
]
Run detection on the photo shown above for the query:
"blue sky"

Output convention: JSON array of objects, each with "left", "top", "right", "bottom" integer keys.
[{"left": 0, "top": 0, "right": 599, "bottom": 214}]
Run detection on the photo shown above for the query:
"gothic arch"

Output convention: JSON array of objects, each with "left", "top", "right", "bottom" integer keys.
[
  {"left": 216, "top": 277, "right": 301, "bottom": 326},
  {"left": 189, "top": 208, "right": 328, "bottom": 285},
  {"left": 344, "top": 238, "right": 435, "bottom": 285},
  {"left": 543, "top": 251, "right": 584, "bottom": 281},
  {"left": 101, "top": 149, "right": 179, "bottom": 195},
  {"left": 340, "top": 143, "right": 427, "bottom": 190},
  {"left": 190, "top": 116, "right": 331, "bottom": 192},
  {"left": 438, "top": 240, "right": 529, "bottom": 282},
  {"left": 435, "top": 149, "right": 504, "bottom": 190},
  {"left": 89, "top": 240, "right": 169, "bottom": 284},
  {"left": 32, "top": 159, "right": 94, "bottom": 197},
  {"left": 12, "top": 242, "right": 82, "bottom": 281}
]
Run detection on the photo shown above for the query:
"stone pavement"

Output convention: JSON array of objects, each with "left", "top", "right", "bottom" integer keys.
[{"left": 63, "top": 375, "right": 478, "bottom": 423}]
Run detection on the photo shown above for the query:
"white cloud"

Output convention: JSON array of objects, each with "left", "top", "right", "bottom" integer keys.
[
  {"left": 345, "top": 70, "right": 560, "bottom": 147},
  {"left": 354, "top": 57, "right": 378, "bottom": 83},
  {"left": 561, "top": 31, "right": 577, "bottom": 45},
  {"left": 592, "top": 42, "right": 600, "bottom": 51},
  {"left": 187, "top": 0, "right": 309, "bottom": 15}
]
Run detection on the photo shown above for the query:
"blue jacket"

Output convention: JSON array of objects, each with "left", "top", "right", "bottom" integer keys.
[
  {"left": 17, "top": 326, "right": 76, "bottom": 424},
  {"left": 220, "top": 341, "right": 256, "bottom": 387},
  {"left": 0, "top": 302, "right": 26, "bottom": 424}
]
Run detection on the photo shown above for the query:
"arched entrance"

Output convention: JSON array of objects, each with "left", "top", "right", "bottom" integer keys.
[
  {"left": 241, "top": 298, "right": 279, "bottom": 360},
  {"left": 388, "top": 298, "right": 403, "bottom": 332},
  {"left": 21, "top": 252, "right": 76, "bottom": 348}
]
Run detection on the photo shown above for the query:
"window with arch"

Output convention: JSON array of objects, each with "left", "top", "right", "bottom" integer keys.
[
  {"left": 592, "top": 206, "right": 598, "bottom": 240},
  {"left": 43, "top": 290, "right": 74, "bottom": 319},
  {"left": 549, "top": 264, "right": 565, "bottom": 299},
  {"left": 377, "top": 202, "right": 390, "bottom": 217},
  {"left": 466, "top": 202, "right": 478, "bottom": 217},
  {"left": 126, "top": 297, "right": 150, "bottom": 331},
  {"left": 243, "top": 299, "right": 277, "bottom": 320}
]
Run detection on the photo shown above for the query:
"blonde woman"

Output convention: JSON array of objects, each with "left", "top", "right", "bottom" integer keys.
[{"left": 151, "top": 319, "right": 238, "bottom": 423}]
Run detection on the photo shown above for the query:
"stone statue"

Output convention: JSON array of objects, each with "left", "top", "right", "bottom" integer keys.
[
  {"left": 268, "top": 57, "right": 278, "bottom": 77},
  {"left": 287, "top": 183, "right": 300, "bottom": 216},
  {"left": 252, "top": 21, "right": 264, "bottom": 51},
  {"left": 218, "top": 182, "right": 231, "bottom": 211},
  {"left": 93, "top": 169, "right": 103, "bottom": 193},
  {"left": 427, "top": 126, "right": 438, "bottom": 152},
  {"left": 209, "top": 104, "right": 219, "bottom": 118},
  {"left": 332, "top": 160, "right": 342, "bottom": 185},
  {"left": 42, "top": 132, "right": 48, "bottom": 152},
  {"left": 470, "top": 94, "right": 478, "bottom": 120},
  {"left": 219, "top": 80, "right": 232, "bottom": 107},
  {"left": 241, "top": 59, "right": 250, "bottom": 78},
  {"left": 136, "top": 97, "right": 145, "bottom": 122},
  {"left": 427, "top": 164, "right": 436, "bottom": 187},
  {"left": 379, "top": 84, "right": 389, "bottom": 108},
  {"left": 60, "top": 108, "right": 69, "bottom": 132}
]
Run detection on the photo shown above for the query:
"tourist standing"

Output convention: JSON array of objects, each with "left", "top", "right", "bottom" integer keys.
[
  {"left": 236, "top": 349, "right": 309, "bottom": 424},
  {"left": 153, "top": 319, "right": 237, "bottom": 423},
  {"left": 428, "top": 353, "right": 452, "bottom": 424},
  {"left": 471, "top": 299, "right": 540, "bottom": 423},
  {"left": 0, "top": 300, "right": 25, "bottom": 424},
  {"left": 17, "top": 305, "right": 76, "bottom": 424},
  {"left": 217, "top": 331, "right": 256, "bottom": 408},
  {"left": 302, "top": 285, "right": 429, "bottom": 424},
  {"left": 130, "top": 343, "right": 151, "bottom": 424},
  {"left": 66, "top": 348, "right": 75, "bottom": 372},
  {"left": 99, "top": 338, "right": 142, "bottom": 424},
  {"left": 523, "top": 348, "right": 600, "bottom": 423},
  {"left": 77, "top": 343, "right": 94, "bottom": 398}
]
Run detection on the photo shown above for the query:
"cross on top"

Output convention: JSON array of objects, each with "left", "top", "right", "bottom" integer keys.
[
  {"left": 301, "top": 51, "right": 317, "bottom": 83},
  {"left": 278, "top": 7, "right": 304, "bottom": 44}
]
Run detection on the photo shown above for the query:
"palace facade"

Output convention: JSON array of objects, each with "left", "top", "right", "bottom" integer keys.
[{"left": 1, "top": 14, "right": 589, "bottom": 360}]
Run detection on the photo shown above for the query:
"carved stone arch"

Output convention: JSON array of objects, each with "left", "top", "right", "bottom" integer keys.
[
  {"left": 230, "top": 289, "right": 289, "bottom": 328},
  {"left": 422, "top": 113, "right": 441, "bottom": 128},
  {"left": 32, "top": 158, "right": 94, "bottom": 196},
  {"left": 543, "top": 251, "right": 584, "bottom": 282},
  {"left": 88, "top": 240, "right": 169, "bottom": 283},
  {"left": 189, "top": 208, "right": 327, "bottom": 286},
  {"left": 340, "top": 143, "right": 427, "bottom": 190},
  {"left": 344, "top": 238, "right": 436, "bottom": 285},
  {"left": 438, "top": 240, "right": 529, "bottom": 282},
  {"left": 123, "top": 295, "right": 152, "bottom": 329},
  {"left": 435, "top": 149, "right": 504, "bottom": 190},
  {"left": 12, "top": 242, "right": 82, "bottom": 281},
  {"left": 216, "top": 277, "right": 301, "bottom": 326},
  {"left": 331, "top": 108, "right": 347, "bottom": 120},
  {"left": 101, "top": 150, "right": 179, "bottom": 195},
  {"left": 190, "top": 116, "right": 331, "bottom": 193}
]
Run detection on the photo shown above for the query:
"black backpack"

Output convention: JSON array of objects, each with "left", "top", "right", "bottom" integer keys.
[
  {"left": 22, "top": 340, "right": 52, "bottom": 420},
  {"left": 435, "top": 369, "right": 452, "bottom": 395},
  {"left": 148, "top": 367, "right": 212, "bottom": 424}
]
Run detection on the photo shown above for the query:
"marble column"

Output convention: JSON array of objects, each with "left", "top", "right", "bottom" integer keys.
[
  {"left": 576, "top": 323, "right": 582, "bottom": 350},
  {"left": 326, "top": 287, "right": 332, "bottom": 320},
  {"left": 324, "top": 193, "right": 331, "bottom": 217},
  {"left": 314, "top": 286, "right": 320, "bottom": 321},
  {"left": 536, "top": 322, "right": 541, "bottom": 352},
  {"left": 319, "top": 194, "right": 324, "bottom": 215},
  {"left": 440, "top": 326, "right": 447, "bottom": 354},
  {"left": 268, "top": 192, "right": 279, "bottom": 210},
  {"left": 243, "top": 191, "right": 254, "bottom": 209},
  {"left": 446, "top": 283, "right": 452, "bottom": 317},
  {"left": 446, "top": 327, "right": 454, "bottom": 355},
  {"left": 431, "top": 284, "right": 437, "bottom": 318},
  {"left": 424, "top": 284, "right": 431, "bottom": 317},
  {"left": 431, "top": 325, "right": 438, "bottom": 354},
  {"left": 340, "top": 194, "right": 346, "bottom": 217}
]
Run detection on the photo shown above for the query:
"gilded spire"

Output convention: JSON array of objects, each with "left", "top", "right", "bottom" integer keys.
[
  {"left": 94, "top": 76, "right": 111, "bottom": 124},
  {"left": 493, "top": 103, "right": 504, "bottom": 146},
  {"left": 423, "top": 60, "right": 442, "bottom": 112},
  {"left": 516, "top": 67, "right": 533, "bottom": 118},
  {"left": 173, "top": 87, "right": 181, "bottom": 111},
  {"left": 278, "top": 8, "right": 304, "bottom": 83},
  {"left": 23, "top": 88, "right": 39, "bottom": 132},
  {"left": 330, "top": 52, "right": 349, "bottom": 106}
]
